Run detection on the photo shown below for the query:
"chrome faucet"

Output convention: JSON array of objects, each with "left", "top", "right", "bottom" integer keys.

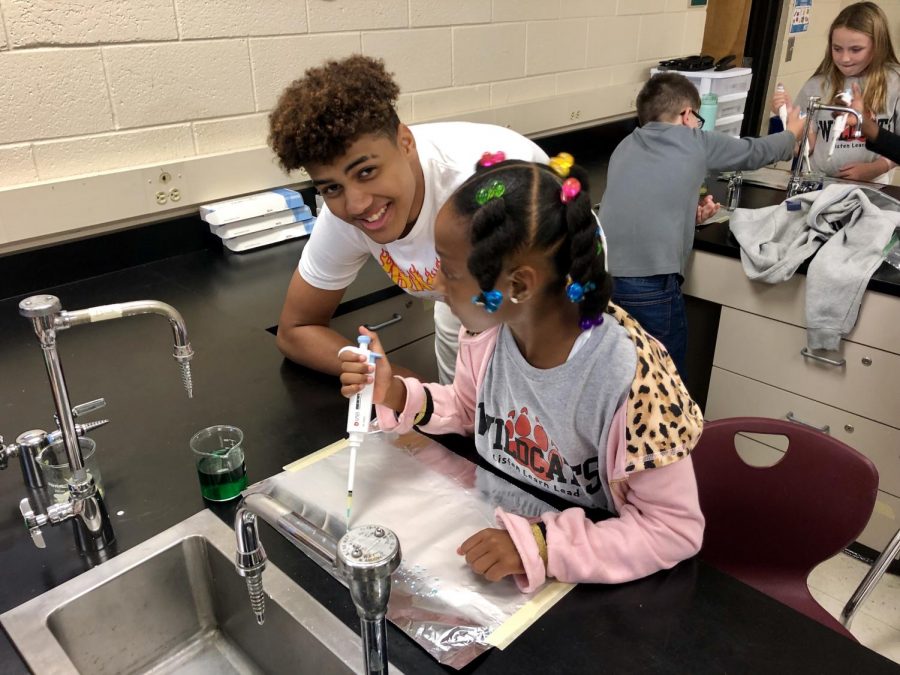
[
  {"left": 787, "top": 95, "right": 863, "bottom": 198},
  {"left": 2, "top": 399, "right": 109, "bottom": 490},
  {"left": 235, "top": 492, "right": 401, "bottom": 675},
  {"left": 15, "top": 295, "right": 194, "bottom": 553},
  {"left": 725, "top": 171, "right": 743, "bottom": 211}
]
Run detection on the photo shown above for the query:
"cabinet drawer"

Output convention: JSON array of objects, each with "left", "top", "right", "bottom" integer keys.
[
  {"left": 684, "top": 250, "right": 900, "bottom": 355},
  {"left": 713, "top": 307, "right": 900, "bottom": 426},
  {"left": 706, "top": 367, "right": 900, "bottom": 496},
  {"left": 331, "top": 295, "right": 435, "bottom": 353}
]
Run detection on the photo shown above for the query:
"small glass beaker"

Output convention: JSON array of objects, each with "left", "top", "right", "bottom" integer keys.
[
  {"left": 190, "top": 425, "right": 248, "bottom": 502},
  {"left": 37, "top": 437, "right": 103, "bottom": 503}
]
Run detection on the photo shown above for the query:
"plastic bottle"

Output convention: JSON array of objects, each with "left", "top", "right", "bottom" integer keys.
[
  {"left": 828, "top": 89, "right": 853, "bottom": 158},
  {"left": 776, "top": 83, "right": 789, "bottom": 128},
  {"left": 699, "top": 93, "right": 718, "bottom": 131}
]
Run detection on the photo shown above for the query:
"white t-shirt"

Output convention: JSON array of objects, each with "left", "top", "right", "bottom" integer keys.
[{"left": 298, "top": 122, "right": 549, "bottom": 298}]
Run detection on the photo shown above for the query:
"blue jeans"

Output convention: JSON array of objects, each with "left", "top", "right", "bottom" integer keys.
[{"left": 612, "top": 274, "right": 687, "bottom": 375}]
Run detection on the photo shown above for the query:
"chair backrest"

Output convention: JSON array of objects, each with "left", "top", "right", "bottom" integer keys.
[{"left": 692, "top": 417, "right": 879, "bottom": 577}]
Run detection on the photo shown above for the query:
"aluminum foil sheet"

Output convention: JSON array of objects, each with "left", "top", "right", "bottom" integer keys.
[{"left": 265, "top": 432, "right": 562, "bottom": 668}]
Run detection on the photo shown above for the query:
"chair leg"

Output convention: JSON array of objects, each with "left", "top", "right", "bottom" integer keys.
[{"left": 841, "top": 528, "right": 900, "bottom": 628}]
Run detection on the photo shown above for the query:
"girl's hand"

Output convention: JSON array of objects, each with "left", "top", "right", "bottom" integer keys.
[
  {"left": 847, "top": 82, "right": 879, "bottom": 139},
  {"left": 338, "top": 327, "right": 393, "bottom": 403},
  {"left": 771, "top": 87, "right": 792, "bottom": 115},
  {"left": 837, "top": 160, "right": 889, "bottom": 182},
  {"left": 457, "top": 528, "right": 525, "bottom": 581}
]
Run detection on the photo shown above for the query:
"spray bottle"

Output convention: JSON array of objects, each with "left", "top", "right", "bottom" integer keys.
[
  {"left": 828, "top": 89, "right": 854, "bottom": 158},
  {"left": 345, "top": 335, "right": 381, "bottom": 524}
]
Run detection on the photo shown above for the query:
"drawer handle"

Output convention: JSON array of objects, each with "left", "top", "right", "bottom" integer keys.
[
  {"left": 800, "top": 347, "right": 846, "bottom": 367},
  {"left": 365, "top": 313, "right": 403, "bottom": 331},
  {"left": 786, "top": 411, "right": 830, "bottom": 434}
]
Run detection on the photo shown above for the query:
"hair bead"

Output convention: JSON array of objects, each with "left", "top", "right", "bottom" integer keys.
[
  {"left": 475, "top": 180, "right": 506, "bottom": 206},
  {"left": 548, "top": 152, "right": 575, "bottom": 178},
  {"left": 478, "top": 151, "right": 507, "bottom": 168},
  {"left": 560, "top": 177, "right": 581, "bottom": 204},
  {"left": 471, "top": 289, "right": 504, "bottom": 312}
]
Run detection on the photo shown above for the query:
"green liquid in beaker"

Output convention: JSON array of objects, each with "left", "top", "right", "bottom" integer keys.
[{"left": 197, "top": 460, "right": 248, "bottom": 501}]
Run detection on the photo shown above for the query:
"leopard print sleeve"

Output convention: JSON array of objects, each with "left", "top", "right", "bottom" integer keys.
[{"left": 606, "top": 303, "right": 704, "bottom": 474}]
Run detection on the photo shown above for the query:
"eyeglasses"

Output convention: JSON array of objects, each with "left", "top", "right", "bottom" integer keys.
[{"left": 692, "top": 109, "right": 706, "bottom": 129}]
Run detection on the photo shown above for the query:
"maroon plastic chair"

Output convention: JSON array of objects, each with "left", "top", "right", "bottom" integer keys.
[{"left": 692, "top": 417, "right": 879, "bottom": 640}]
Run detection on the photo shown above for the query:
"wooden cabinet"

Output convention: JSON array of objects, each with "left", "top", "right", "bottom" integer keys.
[{"left": 685, "top": 250, "right": 900, "bottom": 552}]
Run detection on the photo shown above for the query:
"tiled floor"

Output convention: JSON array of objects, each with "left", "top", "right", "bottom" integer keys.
[{"left": 809, "top": 552, "right": 900, "bottom": 665}]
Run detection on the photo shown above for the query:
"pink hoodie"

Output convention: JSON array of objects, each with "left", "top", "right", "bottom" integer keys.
[{"left": 376, "top": 323, "right": 705, "bottom": 592}]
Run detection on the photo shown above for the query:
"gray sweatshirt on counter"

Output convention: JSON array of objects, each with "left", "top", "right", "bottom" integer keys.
[
  {"left": 729, "top": 183, "right": 900, "bottom": 350},
  {"left": 599, "top": 123, "right": 796, "bottom": 277}
]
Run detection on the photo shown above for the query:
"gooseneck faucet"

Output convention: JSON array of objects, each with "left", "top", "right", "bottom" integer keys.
[
  {"left": 787, "top": 95, "right": 864, "bottom": 198},
  {"left": 15, "top": 295, "right": 193, "bottom": 553},
  {"left": 235, "top": 492, "right": 401, "bottom": 675}
]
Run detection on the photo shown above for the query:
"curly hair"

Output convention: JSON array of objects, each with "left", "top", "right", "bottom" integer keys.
[
  {"left": 449, "top": 160, "right": 611, "bottom": 327},
  {"left": 268, "top": 55, "right": 401, "bottom": 171}
]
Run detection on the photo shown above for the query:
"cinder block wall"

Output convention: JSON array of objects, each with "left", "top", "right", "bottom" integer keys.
[{"left": 0, "top": 0, "right": 706, "bottom": 249}]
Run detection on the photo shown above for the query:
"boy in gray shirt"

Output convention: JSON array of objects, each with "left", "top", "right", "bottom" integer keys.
[{"left": 599, "top": 72, "right": 805, "bottom": 375}]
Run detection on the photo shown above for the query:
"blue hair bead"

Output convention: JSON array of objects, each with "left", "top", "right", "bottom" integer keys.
[
  {"left": 565, "top": 277, "right": 596, "bottom": 303},
  {"left": 472, "top": 289, "right": 503, "bottom": 313}
]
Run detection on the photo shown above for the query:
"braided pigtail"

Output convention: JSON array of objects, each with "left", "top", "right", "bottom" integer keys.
[
  {"left": 449, "top": 160, "right": 534, "bottom": 312},
  {"left": 562, "top": 165, "right": 611, "bottom": 328},
  {"left": 468, "top": 196, "right": 526, "bottom": 294}
]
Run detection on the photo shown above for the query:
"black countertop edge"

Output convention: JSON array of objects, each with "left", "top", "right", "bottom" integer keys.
[{"left": 697, "top": 178, "right": 900, "bottom": 297}]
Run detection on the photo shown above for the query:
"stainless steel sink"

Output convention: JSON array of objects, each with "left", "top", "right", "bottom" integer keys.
[{"left": 1, "top": 509, "right": 388, "bottom": 674}]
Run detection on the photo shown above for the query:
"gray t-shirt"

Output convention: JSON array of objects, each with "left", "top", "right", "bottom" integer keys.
[
  {"left": 474, "top": 319, "right": 637, "bottom": 512},
  {"left": 599, "top": 123, "right": 795, "bottom": 277},
  {"left": 796, "top": 70, "right": 900, "bottom": 181}
]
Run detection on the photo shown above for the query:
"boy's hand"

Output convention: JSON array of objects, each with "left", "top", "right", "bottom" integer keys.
[
  {"left": 771, "top": 87, "right": 792, "bottom": 115},
  {"left": 458, "top": 528, "right": 525, "bottom": 582},
  {"left": 785, "top": 104, "right": 806, "bottom": 139},
  {"left": 696, "top": 195, "right": 720, "bottom": 224},
  {"left": 338, "top": 327, "right": 393, "bottom": 403}
]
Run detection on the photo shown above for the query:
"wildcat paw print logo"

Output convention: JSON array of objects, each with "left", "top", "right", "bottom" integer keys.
[{"left": 504, "top": 407, "right": 566, "bottom": 482}]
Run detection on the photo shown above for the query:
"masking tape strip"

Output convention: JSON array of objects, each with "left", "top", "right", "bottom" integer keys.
[
  {"left": 486, "top": 581, "right": 576, "bottom": 649},
  {"left": 283, "top": 437, "right": 349, "bottom": 472}
]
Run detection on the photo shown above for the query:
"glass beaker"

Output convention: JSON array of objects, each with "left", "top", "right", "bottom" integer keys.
[
  {"left": 37, "top": 437, "right": 103, "bottom": 503},
  {"left": 190, "top": 425, "right": 248, "bottom": 502}
]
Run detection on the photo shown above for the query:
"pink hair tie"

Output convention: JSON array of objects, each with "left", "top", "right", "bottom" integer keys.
[
  {"left": 560, "top": 177, "right": 581, "bottom": 203},
  {"left": 478, "top": 151, "right": 506, "bottom": 168}
]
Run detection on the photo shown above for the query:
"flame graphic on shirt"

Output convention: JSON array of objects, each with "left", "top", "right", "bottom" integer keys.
[{"left": 379, "top": 249, "right": 438, "bottom": 292}]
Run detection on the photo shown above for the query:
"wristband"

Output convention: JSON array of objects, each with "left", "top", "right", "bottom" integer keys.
[
  {"left": 531, "top": 522, "right": 548, "bottom": 568},
  {"left": 412, "top": 387, "right": 433, "bottom": 426}
]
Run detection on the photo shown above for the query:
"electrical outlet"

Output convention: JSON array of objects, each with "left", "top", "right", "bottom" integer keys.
[
  {"left": 143, "top": 164, "right": 187, "bottom": 208},
  {"left": 569, "top": 109, "right": 582, "bottom": 121}
]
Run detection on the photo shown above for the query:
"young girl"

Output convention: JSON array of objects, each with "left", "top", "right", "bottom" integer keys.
[
  {"left": 339, "top": 158, "right": 705, "bottom": 592},
  {"left": 772, "top": 2, "right": 900, "bottom": 183}
]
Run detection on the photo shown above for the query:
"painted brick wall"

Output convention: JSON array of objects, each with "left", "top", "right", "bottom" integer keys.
[{"left": 0, "top": 0, "right": 706, "bottom": 188}]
